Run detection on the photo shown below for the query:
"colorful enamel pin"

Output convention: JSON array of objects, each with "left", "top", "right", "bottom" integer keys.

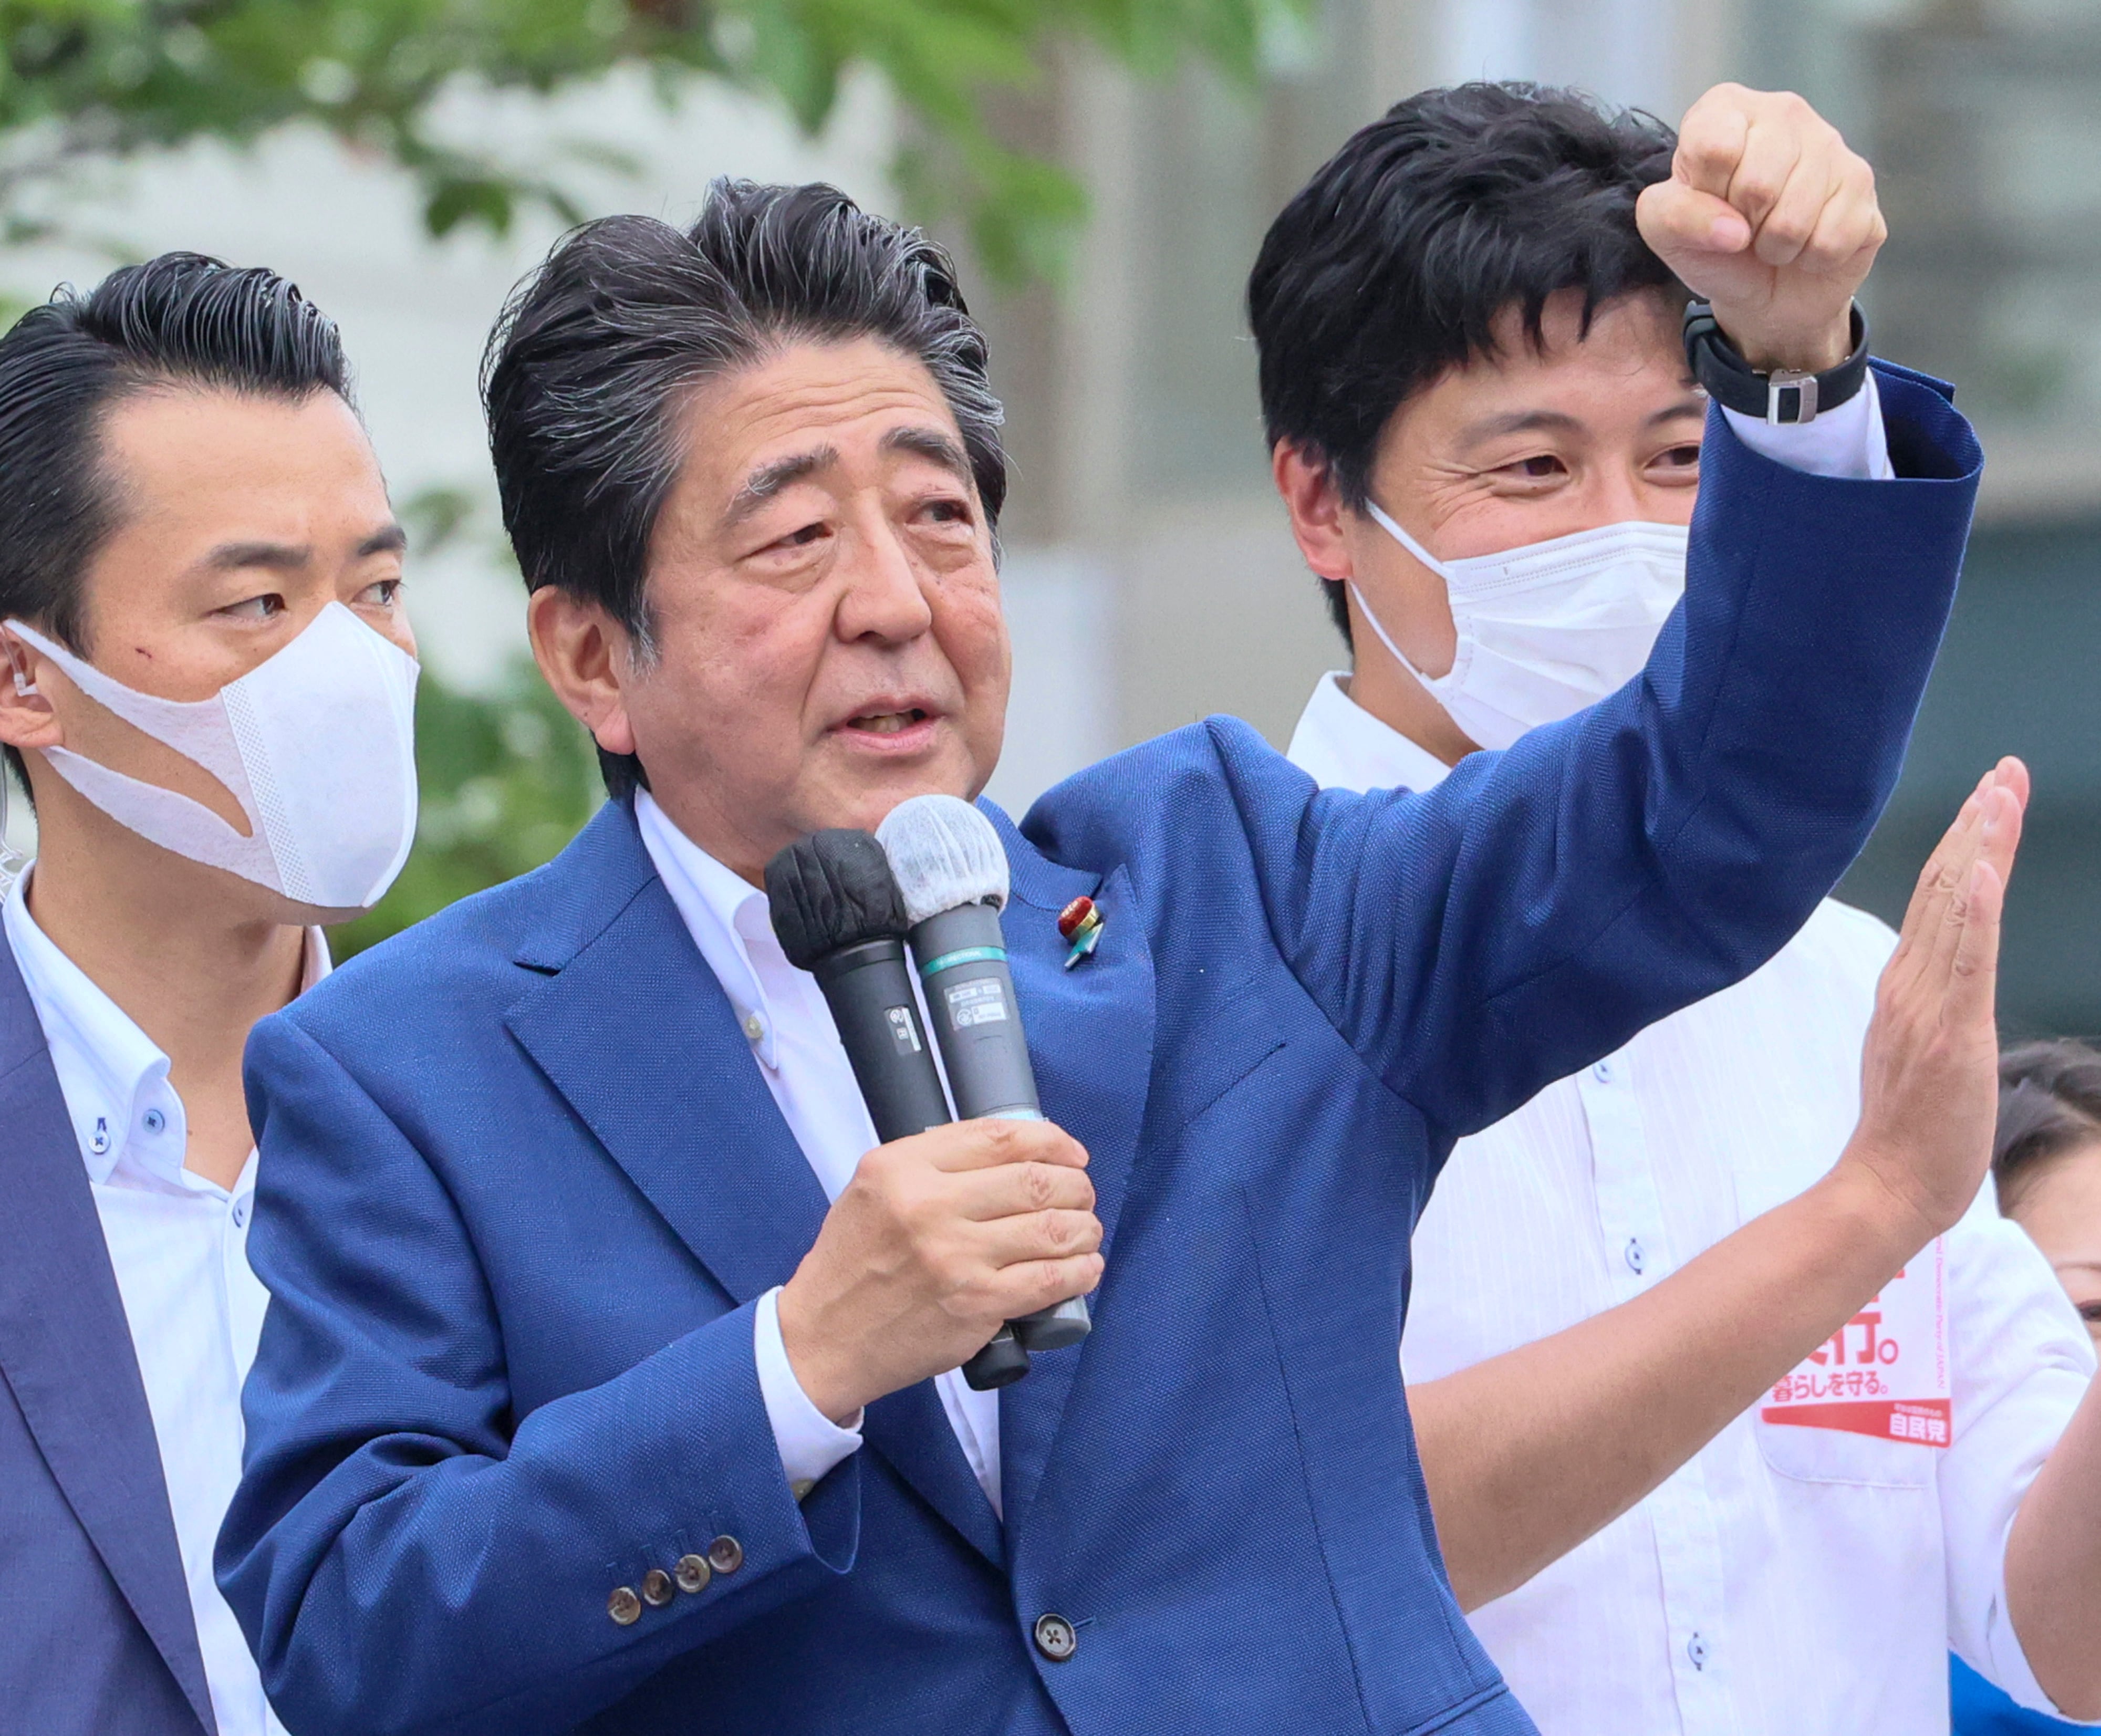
[{"left": 1057, "top": 896, "right": 1104, "bottom": 969}]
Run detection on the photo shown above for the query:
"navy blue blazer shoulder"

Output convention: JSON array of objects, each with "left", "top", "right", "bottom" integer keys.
[
  {"left": 0, "top": 930, "right": 217, "bottom": 1735},
  {"left": 222, "top": 368, "right": 1981, "bottom": 1736}
]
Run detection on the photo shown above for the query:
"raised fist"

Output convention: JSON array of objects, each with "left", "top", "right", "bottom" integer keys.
[{"left": 1638, "top": 84, "right": 1885, "bottom": 376}]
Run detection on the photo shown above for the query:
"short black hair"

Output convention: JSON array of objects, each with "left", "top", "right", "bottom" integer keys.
[
  {"left": 1248, "top": 82, "right": 1682, "bottom": 644},
  {"left": 1995, "top": 1039, "right": 2101, "bottom": 1214},
  {"left": 0, "top": 252, "right": 349, "bottom": 806},
  {"left": 482, "top": 179, "right": 1007, "bottom": 800}
]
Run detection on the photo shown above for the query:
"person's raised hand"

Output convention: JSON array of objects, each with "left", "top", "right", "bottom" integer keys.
[
  {"left": 1637, "top": 84, "right": 1885, "bottom": 375},
  {"left": 1842, "top": 757, "right": 2029, "bottom": 1245},
  {"left": 775, "top": 1117, "right": 1102, "bottom": 1423}
]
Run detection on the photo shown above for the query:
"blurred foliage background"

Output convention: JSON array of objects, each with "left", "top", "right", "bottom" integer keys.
[
  {"left": 0, "top": 0, "right": 1301, "bottom": 284},
  {"left": 0, "top": 0, "right": 1302, "bottom": 954}
]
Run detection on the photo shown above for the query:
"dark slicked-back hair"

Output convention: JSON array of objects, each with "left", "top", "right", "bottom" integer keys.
[
  {"left": 0, "top": 251, "right": 349, "bottom": 806},
  {"left": 1248, "top": 82, "right": 1682, "bottom": 643},
  {"left": 482, "top": 178, "right": 1006, "bottom": 799},
  {"left": 1995, "top": 1040, "right": 2101, "bottom": 1214}
]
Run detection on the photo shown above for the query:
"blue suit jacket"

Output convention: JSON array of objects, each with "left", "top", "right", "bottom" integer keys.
[
  {"left": 0, "top": 931, "right": 217, "bottom": 1734},
  {"left": 222, "top": 369, "right": 1981, "bottom": 1736}
]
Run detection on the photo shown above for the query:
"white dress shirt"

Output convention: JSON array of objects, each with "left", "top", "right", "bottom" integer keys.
[
  {"left": 3, "top": 868, "right": 326, "bottom": 1736},
  {"left": 634, "top": 791, "right": 1004, "bottom": 1514},
  {"left": 1287, "top": 665, "right": 2097, "bottom": 1733}
]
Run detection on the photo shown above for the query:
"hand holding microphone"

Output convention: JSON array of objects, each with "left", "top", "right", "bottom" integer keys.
[
  {"left": 766, "top": 828, "right": 1101, "bottom": 1418},
  {"left": 876, "top": 796, "right": 1095, "bottom": 1374}
]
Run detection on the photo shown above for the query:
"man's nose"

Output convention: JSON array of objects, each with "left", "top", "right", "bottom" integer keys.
[{"left": 835, "top": 517, "right": 935, "bottom": 644}]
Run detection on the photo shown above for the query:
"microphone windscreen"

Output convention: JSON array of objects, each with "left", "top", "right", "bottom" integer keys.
[
  {"left": 876, "top": 794, "right": 1008, "bottom": 925},
  {"left": 764, "top": 829, "right": 910, "bottom": 971}
]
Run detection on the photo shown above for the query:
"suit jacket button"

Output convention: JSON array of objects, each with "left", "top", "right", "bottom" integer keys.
[
  {"left": 674, "top": 1554, "right": 712, "bottom": 1595},
  {"left": 1033, "top": 1613, "right": 1077, "bottom": 1661},
  {"left": 641, "top": 1568, "right": 674, "bottom": 1607},
  {"left": 608, "top": 1586, "right": 642, "bottom": 1626},
  {"left": 706, "top": 1535, "right": 744, "bottom": 1575}
]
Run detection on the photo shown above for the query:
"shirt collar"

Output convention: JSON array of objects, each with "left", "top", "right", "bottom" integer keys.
[
  {"left": 2, "top": 865, "right": 330, "bottom": 1189},
  {"left": 1284, "top": 671, "right": 1458, "bottom": 796},
  {"left": 632, "top": 790, "right": 784, "bottom": 1070}
]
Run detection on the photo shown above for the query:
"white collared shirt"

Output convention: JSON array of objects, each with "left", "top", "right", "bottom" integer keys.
[
  {"left": 633, "top": 791, "right": 1003, "bottom": 1514},
  {"left": 3, "top": 868, "right": 326, "bottom": 1736},
  {"left": 1287, "top": 670, "right": 2097, "bottom": 1733}
]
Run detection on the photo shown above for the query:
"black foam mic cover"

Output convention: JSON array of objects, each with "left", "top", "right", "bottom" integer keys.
[{"left": 765, "top": 829, "right": 911, "bottom": 972}]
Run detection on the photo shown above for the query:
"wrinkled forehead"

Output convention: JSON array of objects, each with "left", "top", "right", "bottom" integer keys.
[{"left": 672, "top": 337, "right": 972, "bottom": 517}]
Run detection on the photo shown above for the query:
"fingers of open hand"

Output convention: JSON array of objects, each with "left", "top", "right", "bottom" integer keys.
[
  {"left": 1947, "top": 855, "right": 2005, "bottom": 1024},
  {"left": 1889, "top": 783, "right": 1985, "bottom": 982}
]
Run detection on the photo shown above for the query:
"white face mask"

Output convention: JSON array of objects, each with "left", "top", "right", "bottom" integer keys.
[
  {"left": 4, "top": 602, "right": 420, "bottom": 911},
  {"left": 1351, "top": 503, "right": 1688, "bottom": 752}
]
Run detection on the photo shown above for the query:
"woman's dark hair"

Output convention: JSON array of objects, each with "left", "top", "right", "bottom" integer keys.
[
  {"left": 0, "top": 252, "right": 349, "bottom": 808},
  {"left": 1247, "top": 82, "right": 1682, "bottom": 644},
  {"left": 1994, "top": 1039, "right": 2101, "bottom": 1214},
  {"left": 481, "top": 179, "right": 1007, "bottom": 799}
]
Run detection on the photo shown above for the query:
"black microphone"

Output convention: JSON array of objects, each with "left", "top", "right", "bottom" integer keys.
[
  {"left": 765, "top": 828, "right": 1033, "bottom": 1391},
  {"left": 876, "top": 795, "right": 1093, "bottom": 1365}
]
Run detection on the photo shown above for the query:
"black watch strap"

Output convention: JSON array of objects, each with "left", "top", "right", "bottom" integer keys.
[{"left": 1683, "top": 299, "right": 1870, "bottom": 425}]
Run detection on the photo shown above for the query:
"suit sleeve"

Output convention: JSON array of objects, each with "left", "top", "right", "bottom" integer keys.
[
  {"left": 216, "top": 1014, "right": 860, "bottom": 1736},
  {"left": 1225, "top": 362, "right": 1980, "bottom": 1147}
]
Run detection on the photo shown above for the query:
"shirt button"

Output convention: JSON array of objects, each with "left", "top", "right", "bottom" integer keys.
[
  {"left": 607, "top": 1586, "right": 642, "bottom": 1626},
  {"left": 1625, "top": 1238, "right": 1647, "bottom": 1275},
  {"left": 232, "top": 1201, "right": 249, "bottom": 1229},
  {"left": 742, "top": 1012, "right": 766, "bottom": 1044},
  {"left": 1034, "top": 1613, "right": 1077, "bottom": 1662},
  {"left": 674, "top": 1554, "right": 712, "bottom": 1595},
  {"left": 1687, "top": 1632, "right": 1709, "bottom": 1670},
  {"left": 640, "top": 1568, "right": 674, "bottom": 1607},
  {"left": 142, "top": 1108, "right": 166, "bottom": 1134},
  {"left": 706, "top": 1535, "right": 744, "bottom": 1575},
  {"left": 1591, "top": 1058, "right": 1615, "bottom": 1084}
]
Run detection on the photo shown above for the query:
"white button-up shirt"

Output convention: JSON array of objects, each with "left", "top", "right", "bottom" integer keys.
[
  {"left": 3, "top": 868, "right": 325, "bottom": 1736},
  {"left": 634, "top": 791, "right": 1004, "bottom": 1514},
  {"left": 1287, "top": 670, "right": 2097, "bottom": 1734}
]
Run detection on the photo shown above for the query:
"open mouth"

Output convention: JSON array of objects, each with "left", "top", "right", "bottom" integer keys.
[{"left": 845, "top": 707, "right": 932, "bottom": 736}]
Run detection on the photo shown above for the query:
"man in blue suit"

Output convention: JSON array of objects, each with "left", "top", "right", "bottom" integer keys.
[
  {"left": 0, "top": 256, "right": 421, "bottom": 1734},
  {"left": 223, "top": 89, "right": 1982, "bottom": 1735}
]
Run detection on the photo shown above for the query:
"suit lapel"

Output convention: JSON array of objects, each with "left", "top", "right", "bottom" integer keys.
[
  {"left": 505, "top": 861, "right": 831, "bottom": 1308},
  {"left": 504, "top": 804, "right": 1003, "bottom": 1563},
  {"left": 990, "top": 813, "right": 1158, "bottom": 1529},
  {"left": 0, "top": 939, "right": 214, "bottom": 1734}
]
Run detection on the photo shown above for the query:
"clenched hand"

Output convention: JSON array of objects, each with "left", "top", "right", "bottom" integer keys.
[{"left": 1638, "top": 84, "right": 1886, "bottom": 375}]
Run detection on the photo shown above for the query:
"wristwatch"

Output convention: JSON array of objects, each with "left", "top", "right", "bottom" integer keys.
[{"left": 1683, "top": 299, "right": 1870, "bottom": 425}]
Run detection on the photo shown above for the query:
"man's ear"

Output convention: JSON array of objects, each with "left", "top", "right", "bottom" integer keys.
[
  {"left": 1272, "top": 442, "right": 1358, "bottom": 584},
  {"left": 0, "top": 631, "right": 62, "bottom": 755},
  {"left": 526, "top": 587, "right": 639, "bottom": 761}
]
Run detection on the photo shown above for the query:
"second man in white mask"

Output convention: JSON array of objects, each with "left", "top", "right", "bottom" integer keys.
[
  {"left": 1254, "top": 82, "right": 2101, "bottom": 1732},
  {"left": 0, "top": 253, "right": 419, "bottom": 1736}
]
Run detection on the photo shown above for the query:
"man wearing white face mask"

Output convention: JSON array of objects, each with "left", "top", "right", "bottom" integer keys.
[
  {"left": 0, "top": 254, "right": 419, "bottom": 1736},
  {"left": 1254, "top": 83, "right": 2101, "bottom": 1733}
]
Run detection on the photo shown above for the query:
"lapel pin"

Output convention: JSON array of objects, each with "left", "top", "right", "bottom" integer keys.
[{"left": 1057, "top": 896, "right": 1104, "bottom": 969}]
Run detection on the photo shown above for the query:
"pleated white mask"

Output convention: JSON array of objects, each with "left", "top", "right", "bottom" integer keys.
[
  {"left": 5, "top": 603, "right": 419, "bottom": 911},
  {"left": 1350, "top": 504, "right": 1688, "bottom": 752}
]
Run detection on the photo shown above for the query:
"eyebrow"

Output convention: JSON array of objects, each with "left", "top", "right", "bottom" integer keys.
[
  {"left": 882, "top": 424, "right": 974, "bottom": 485},
  {"left": 1457, "top": 396, "right": 1710, "bottom": 452},
  {"left": 725, "top": 446, "right": 839, "bottom": 528},
  {"left": 202, "top": 522, "right": 407, "bottom": 572}
]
